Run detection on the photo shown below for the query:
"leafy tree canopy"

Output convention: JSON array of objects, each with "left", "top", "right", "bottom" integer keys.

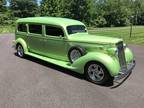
[{"left": 10, "top": 0, "right": 38, "bottom": 18}]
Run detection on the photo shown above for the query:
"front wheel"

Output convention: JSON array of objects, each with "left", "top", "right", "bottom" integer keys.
[
  {"left": 85, "top": 62, "right": 113, "bottom": 85},
  {"left": 17, "top": 44, "right": 25, "bottom": 58}
]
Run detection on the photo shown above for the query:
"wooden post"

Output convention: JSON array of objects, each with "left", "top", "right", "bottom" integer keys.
[
  {"left": 130, "top": 23, "right": 132, "bottom": 38},
  {"left": 130, "top": 16, "right": 134, "bottom": 38}
]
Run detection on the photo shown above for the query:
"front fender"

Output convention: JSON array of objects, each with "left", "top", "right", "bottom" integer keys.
[
  {"left": 71, "top": 52, "right": 120, "bottom": 76},
  {"left": 15, "top": 38, "right": 28, "bottom": 54}
]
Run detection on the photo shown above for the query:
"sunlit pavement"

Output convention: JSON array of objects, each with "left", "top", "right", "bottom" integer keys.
[{"left": 0, "top": 34, "right": 143, "bottom": 108}]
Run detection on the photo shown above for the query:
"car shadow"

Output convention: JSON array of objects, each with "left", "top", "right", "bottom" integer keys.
[{"left": 14, "top": 53, "right": 114, "bottom": 87}]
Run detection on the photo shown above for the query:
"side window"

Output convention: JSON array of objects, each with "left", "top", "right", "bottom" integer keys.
[
  {"left": 29, "top": 24, "right": 42, "bottom": 34},
  {"left": 45, "top": 26, "right": 64, "bottom": 37},
  {"left": 18, "top": 24, "right": 27, "bottom": 32}
]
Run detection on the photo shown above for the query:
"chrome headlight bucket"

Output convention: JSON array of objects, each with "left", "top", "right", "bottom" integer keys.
[
  {"left": 107, "top": 43, "right": 127, "bottom": 56},
  {"left": 115, "top": 48, "right": 118, "bottom": 55}
]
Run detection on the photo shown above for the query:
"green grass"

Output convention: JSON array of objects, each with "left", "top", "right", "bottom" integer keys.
[
  {"left": 88, "top": 26, "right": 144, "bottom": 45},
  {"left": 0, "top": 25, "right": 15, "bottom": 33}
]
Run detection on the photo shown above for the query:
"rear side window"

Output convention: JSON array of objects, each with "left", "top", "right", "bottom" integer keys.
[
  {"left": 29, "top": 24, "right": 42, "bottom": 34},
  {"left": 45, "top": 26, "right": 64, "bottom": 37},
  {"left": 18, "top": 24, "right": 27, "bottom": 32}
]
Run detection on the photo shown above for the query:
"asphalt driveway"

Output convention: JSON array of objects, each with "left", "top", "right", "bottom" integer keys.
[{"left": 0, "top": 33, "right": 144, "bottom": 108}]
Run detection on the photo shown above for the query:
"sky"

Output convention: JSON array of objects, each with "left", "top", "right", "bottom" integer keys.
[
  {"left": 6, "top": 0, "right": 42, "bottom": 6},
  {"left": 37, "top": 0, "right": 42, "bottom": 5}
]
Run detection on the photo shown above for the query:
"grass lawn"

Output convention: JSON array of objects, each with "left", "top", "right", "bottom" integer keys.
[
  {"left": 88, "top": 26, "right": 144, "bottom": 45},
  {"left": 0, "top": 25, "right": 144, "bottom": 45},
  {"left": 0, "top": 25, "right": 15, "bottom": 33}
]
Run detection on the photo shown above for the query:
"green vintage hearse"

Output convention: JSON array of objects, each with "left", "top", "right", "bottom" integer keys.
[{"left": 14, "top": 17, "right": 135, "bottom": 84}]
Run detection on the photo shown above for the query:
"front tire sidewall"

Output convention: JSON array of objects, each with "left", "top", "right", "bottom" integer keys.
[{"left": 85, "top": 62, "right": 113, "bottom": 85}]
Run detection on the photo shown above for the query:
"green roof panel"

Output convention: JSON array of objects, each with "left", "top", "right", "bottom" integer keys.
[{"left": 17, "top": 17, "right": 85, "bottom": 27}]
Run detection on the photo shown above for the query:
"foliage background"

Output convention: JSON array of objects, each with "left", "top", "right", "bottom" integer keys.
[
  {"left": 0, "top": 0, "right": 144, "bottom": 27},
  {"left": 0, "top": 0, "right": 144, "bottom": 45}
]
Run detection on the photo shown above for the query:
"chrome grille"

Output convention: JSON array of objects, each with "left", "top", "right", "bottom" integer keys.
[{"left": 116, "top": 41, "right": 127, "bottom": 73}]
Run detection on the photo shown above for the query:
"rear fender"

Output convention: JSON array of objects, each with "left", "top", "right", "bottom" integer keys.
[{"left": 15, "top": 38, "right": 28, "bottom": 54}]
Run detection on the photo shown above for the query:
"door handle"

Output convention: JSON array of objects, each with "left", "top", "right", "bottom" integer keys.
[{"left": 39, "top": 39, "right": 47, "bottom": 42}]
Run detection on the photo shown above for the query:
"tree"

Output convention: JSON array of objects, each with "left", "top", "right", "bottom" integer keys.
[
  {"left": 0, "top": 0, "right": 6, "bottom": 12},
  {"left": 10, "top": 0, "right": 38, "bottom": 18},
  {"left": 62, "top": 0, "right": 95, "bottom": 25},
  {"left": 95, "top": 0, "right": 132, "bottom": 27},
  {"left": 40, "top": 0, "right": 95, "bottom": 25},
  {"left": 1, "top": 0, "right": 144, "bottom": 27},
  {"left": 40, "top": 0, "right": 63, "bottom": 17},
  {"left": 137, "top": 1, "right": 144, "bottom": 25},
  {"left": 0, "top": 0, "right": 9, "bottom": 25},
  {"left": 130, "top": 0, "right": 144, "bottom": 25}
]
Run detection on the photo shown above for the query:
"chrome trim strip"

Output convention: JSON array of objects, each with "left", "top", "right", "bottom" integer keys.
[{"left": 116, "top": 42, "right": 127, "bottom": 72}]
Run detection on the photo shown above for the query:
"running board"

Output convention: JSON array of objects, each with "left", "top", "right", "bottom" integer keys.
[{"left": 25, "top": 52, "right": 76, "bottom": 70}]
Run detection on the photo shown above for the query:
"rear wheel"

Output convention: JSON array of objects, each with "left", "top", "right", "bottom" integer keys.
[
  {"left": 17, "top": 44, "right": 25, "bottom": 58},
  {"left": 85, "top": 62, "right": 113, "bottom": 85}
]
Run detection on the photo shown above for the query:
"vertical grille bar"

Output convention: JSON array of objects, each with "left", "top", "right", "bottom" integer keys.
[{"left": 116, "top": 41, "right": 127, "bottom": 73}]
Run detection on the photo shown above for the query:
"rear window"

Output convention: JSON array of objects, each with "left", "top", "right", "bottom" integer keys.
[
  {"left": 45, "top": 26, "right": 64, "bottom": 37},
  {"left": 29, "top": 24, "right": 42, "bottom": 34},
  {"left": 18, "top": 24, "right": 27, "bottom": 32}
]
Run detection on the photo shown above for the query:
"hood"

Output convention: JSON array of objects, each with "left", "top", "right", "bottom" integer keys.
[{"left": 68, "top": 33, "right": 123, "bottom": 45}]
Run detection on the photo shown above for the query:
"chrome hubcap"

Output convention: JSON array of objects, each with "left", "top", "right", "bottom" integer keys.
[
  {"left": 70, "top": 49, "right": 81, "bottom": 62},
  {"left": 88, "top": 64, "right": 104, "bottom": 82},
  {"left": 17, "top": 45, "right": 24, "bottom": 57}
]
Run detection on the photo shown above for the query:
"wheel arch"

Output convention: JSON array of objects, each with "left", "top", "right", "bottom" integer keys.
[
  {"left": 68, "top": 45, "right": 87, "bottom": 63},
  {"left": 15, "top": 38, "right": 28, "bottom": 54},
  {"left": 68, "top": 46, "right": 87, "bottom": 55},
  {"left": 71, "top": 52, "right": 120, "bottom": 77}
]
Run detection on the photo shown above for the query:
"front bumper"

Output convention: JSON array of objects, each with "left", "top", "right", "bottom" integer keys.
[{"left": 114, "top": 60, "right": 136, "bottom": 81}]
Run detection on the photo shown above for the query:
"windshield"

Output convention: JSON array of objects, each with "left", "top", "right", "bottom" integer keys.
[{"left": 67, "top": 25, "right": 87, "bottom": 35}]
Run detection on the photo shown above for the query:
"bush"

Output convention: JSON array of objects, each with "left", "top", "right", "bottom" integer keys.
[
  {"left": 0, "top": 12, "right": 16, "bottom": 25},
  {"left": 92, "top": 16, "right": 107, "bottom": 27}
]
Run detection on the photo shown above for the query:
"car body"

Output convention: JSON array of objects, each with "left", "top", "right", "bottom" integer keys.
[{"left": 14, "top": 17, "right": 135, "bottom": 84}]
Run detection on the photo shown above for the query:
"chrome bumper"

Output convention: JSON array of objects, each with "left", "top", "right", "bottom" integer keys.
[{"left": 114, "top": 60, "right": 136, "bottom": 81}]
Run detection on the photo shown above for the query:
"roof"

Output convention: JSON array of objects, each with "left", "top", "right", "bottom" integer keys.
[{"left": 17, "top": 17, "right": 85, "bottom": 27}]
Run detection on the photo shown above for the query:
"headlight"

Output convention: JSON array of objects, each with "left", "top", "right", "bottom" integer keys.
[
  {"left": 107, "top": 48, "right": 118, "bottom": 56},
  {"left": 123, "top": 43, "right": 127, "bottom": 49},
  {"left": 115, "top": 48, "right": 118, "bottom": 55}
]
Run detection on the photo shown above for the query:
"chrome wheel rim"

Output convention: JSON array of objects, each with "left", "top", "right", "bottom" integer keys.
[
  {"left": 70, "top": 49, "right": 81, "bottom": 62},
  {"left": 17, "top": 45, "right": 24, "bottom": 57},
  {"left": 88, "top": 64, "right": 104, "bottom": 82}
]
